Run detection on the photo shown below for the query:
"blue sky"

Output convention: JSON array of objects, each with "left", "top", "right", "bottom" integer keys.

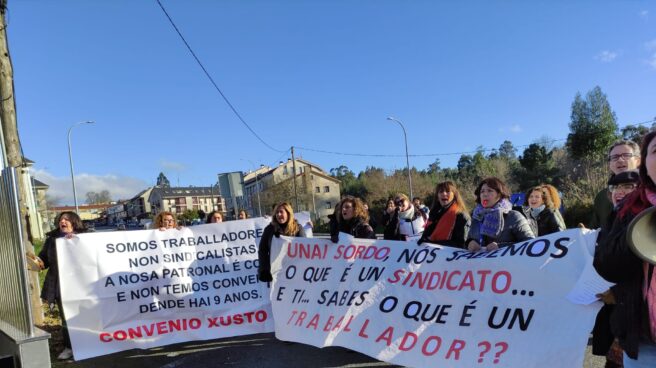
[{"left": 8, "top": 0, "right": 656, "bottom": 204}]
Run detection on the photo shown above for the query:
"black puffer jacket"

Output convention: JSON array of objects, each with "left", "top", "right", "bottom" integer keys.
[
  {"left": 594, "top": 207, "right": 652, "bottom": 360},
  {"left": 338, "top": 217, "right": 376, "bottom": 239},
  {"left": 257, "top": 221, "right": 306, "bottom": 282},
  {"left": 516, "top": 206, "right": 566, "bottom": 237}
]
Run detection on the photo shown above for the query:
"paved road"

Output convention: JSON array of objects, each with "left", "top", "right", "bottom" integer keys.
[{"left": 58, "top": 333, "right": 606, "bottom": 368}]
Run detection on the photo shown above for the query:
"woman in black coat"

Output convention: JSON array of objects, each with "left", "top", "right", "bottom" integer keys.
[
  {"left": 257, "top": 202, "right": 307, "bottom": 282},
  {"left": 516, "top": 185, "right": 565, "bottom": 237},
  {"left": 36, "top": 211, "right": 86, "bottom": 360},
  {"left": 594, "top": 131, "right": 656, "bottom": 366},
  {"left": 419, "top": 181, "right": 470, "bottom": 248}
]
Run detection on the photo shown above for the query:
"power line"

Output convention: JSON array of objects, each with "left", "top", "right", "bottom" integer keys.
[
  {"left": 155, "top": 0, "right": 285, "bottom": 153},
  {"left": 296, "top": 138, "right": 568, "bottom": 158}
]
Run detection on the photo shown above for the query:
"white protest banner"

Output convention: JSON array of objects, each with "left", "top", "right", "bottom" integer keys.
[
  {"left": 58, "top": 218, "right": 274, "bottom": 360},
  {"left": 269, "top": 228, "right": 603, "bottom": 368}
]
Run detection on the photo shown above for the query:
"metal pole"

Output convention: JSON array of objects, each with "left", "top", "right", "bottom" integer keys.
[
  {"left": 387, "top": 117, "right": 413, "bottom": 200},
  {"left": 67, "top": 121, "right": 94, "bottom": 213}
]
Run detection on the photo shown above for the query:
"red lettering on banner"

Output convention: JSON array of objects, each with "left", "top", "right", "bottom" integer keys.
[
  {"left": 306, "top": 314, "right": 320, "bottom": 330},
  {"left": 445, "top": 339, "right": 466, "bottom": 360},
  {"left": 375, "top": 326, "right": 394, "bottom": 346},
  {"left": 358, "top": 319, "right": 370, "bottom": 338},
  {"left": 98, "top": 318, "right": 203, "bottom": 343},
  {"left": 386, "top": 269, "right": 512, "bottom": 294},
  {"left": 323, "top": 315, "right": 335, "bottom": 331}
]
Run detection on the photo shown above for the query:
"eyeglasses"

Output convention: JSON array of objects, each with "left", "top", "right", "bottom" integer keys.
[
  {"left": 609, "top": 183, "right": 637, "bottom": 192},
  {"left": 609, "top": 153, "right": 636, "bottom": 162},
  {"left": 395, "top": 200, "right": 405, "bottom": 206}
]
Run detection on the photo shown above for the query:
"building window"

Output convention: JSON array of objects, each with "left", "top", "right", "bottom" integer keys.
[
  {"left": 324, "top": 186, "right": 330, "bottom": 193},
  {"left": 325, "top": 201, "right": 332, "bottom": 209},
  {"left": 283, "top": 166, "right": 288, "bottom": 175},
  {"left": 315, "top": 186, "right": 320, "bottom": 193}
]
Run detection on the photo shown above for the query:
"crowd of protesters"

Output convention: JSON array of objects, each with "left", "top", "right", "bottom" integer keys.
[{"left": 34, "top": 133, "right": 656, "bottom": 365}]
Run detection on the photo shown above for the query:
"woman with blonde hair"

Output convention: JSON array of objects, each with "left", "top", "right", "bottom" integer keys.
[
  {"left": 257, "top": 202, "right": 307, "bottom": 282},
  {"left": 384, "top": 193, "right": 428, "bottom": 241},
  {"left": 419, "top": 181, "right": 471, "bottom": 248},
  {"left": 154, "top": 211, "right": 178, "bottom": 230},
  {"left": 517, "top": 185, "right": 565, "bottom": 236}
]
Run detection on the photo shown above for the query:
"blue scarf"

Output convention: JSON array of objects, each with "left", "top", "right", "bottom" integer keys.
[{"left": 472, "top": 198, "right": 512, "bottom": 238}]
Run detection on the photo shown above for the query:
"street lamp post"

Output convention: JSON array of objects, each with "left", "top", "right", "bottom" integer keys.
[
  {"left": 241, "top": 159, "right": 262, "bottom": 217},
  {"left": 67, "top": 121, "right": 94, "bottom": 213},
  {"left": 387, "top": 116, "right": 413, "bottom": 200}
]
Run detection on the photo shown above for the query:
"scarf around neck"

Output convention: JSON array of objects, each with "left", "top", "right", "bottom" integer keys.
[
  {"left": 530, "top": 205, "right": 545, "bottom": 219},
  {"left": 429, "top": 201, "right": 459, "bottom": 242},
  {"left": 399, "top": 205, "right": 415, "bottom": 220},
  {"left": 473, "top": 198, "right": 512, "bottom": 238}
]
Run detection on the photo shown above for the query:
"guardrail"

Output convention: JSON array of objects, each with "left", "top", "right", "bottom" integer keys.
[{"left": 0, "top": 167, "right": 50, "bottom": 367}]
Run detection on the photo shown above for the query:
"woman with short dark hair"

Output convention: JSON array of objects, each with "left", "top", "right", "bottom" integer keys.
[{"left": 467, "top": 177, "right": 534, "bottom": 252}]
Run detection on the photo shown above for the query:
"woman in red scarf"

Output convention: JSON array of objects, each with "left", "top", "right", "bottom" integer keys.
[
  {"left": 594, "top": 130, "right": 656, "bottom": 366},
  {"left": 418, "top": 181, "right": 470, "bottom": 248}
]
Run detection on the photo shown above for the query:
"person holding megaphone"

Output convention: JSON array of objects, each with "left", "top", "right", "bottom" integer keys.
[{"left": 594, "top": 130, "right": 656, "bottom": 367}]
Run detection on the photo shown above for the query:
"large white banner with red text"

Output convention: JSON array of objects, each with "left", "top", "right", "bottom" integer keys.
[
  {"left": 58, "top": 218, "right": 274, "bottom": 360},
  {"left": 269, "top": 229, "right": 604, "bottom": 368}
]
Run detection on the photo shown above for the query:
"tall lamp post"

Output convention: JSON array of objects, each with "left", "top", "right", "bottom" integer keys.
[
  {"left": 387, "top": 116, "right": 413, "bottom": 200},
  {"left": 241, "top": 159, "right": 262, "bottom": 217},
  {"left": 67, "top": 121, "right": 94, "bottom": 213}
]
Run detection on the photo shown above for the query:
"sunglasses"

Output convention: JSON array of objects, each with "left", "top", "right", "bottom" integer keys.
[{"left": 395, "top": 200, "right": 405, "bottom": 206}]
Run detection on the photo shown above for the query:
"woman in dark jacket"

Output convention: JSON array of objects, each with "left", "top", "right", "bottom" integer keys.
[
  {"left": 594, "top": 131, "right": 656, "bottom": 366},
  {"left": 516, "top": 185, "right": 565, "bottom": 237},
  {"left": 335, "top": 196, "right": 376, "bottom": 240},
  {"left": 257, "top": 202, "right": 307, "bottom": 282},
  {"left": 467, "top": 177, "right": 535, "bottom": 252},
  {"left": 419, "top": 181, "right": 470, "bottom": 248},
  {"left": 384, "top": 193, "right": 427, "bottom": 241},
  {"left": 36, "top": 211, "right": 86, "bottom": 360}
]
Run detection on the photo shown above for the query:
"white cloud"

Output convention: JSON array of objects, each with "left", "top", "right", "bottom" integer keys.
[
  {"left": 640, "top": 10, "right": 649, "bottom": 19},
  {"left": 159, "top": 160, "right": 187, "bottom": 171},
  {"left": 594, "top": 50, "right": 618, "bottom": 63},
  {"left": 649, "top": 53, "right": 656, "bottom": 70},
  {"left": 645, "top": 39, "right": 656, "bottom": 51},
  {"left": 32, "top": 169, "right": 149, "bottom": 205},
  {"left": 498, "top": 124, "right": 522, "bottom": 133}
]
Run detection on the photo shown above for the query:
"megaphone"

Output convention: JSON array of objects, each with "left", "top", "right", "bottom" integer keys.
[{"left": 627, "top": 207, "right": 656, "bottom": 265}]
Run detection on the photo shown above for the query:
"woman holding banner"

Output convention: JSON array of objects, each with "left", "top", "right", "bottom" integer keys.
[
  {"left": 594, "top": 131, "right": 656, "bottom": 367},
  {"left": 418, "top": 181, "right": 470, "bottom": 248},
  {"left": 335, "top": 196, "right": 376, "bottom": 240},
  {"left": 36, "top": 211, "right": 86, "bottom": 360},
  {"left": 257, "top": 202, "right": 308, "bottom": 282},
  {"left": 467, "top": 177, "right": 534, "bottom": 252}
]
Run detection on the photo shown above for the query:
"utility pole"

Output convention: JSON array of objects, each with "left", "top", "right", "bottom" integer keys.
[
  {"left": 0, "top": 0, "right": 44, "bottom": 324},
  {"left": 290, "top": 146, "right": 299, "bottom": 211}
]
